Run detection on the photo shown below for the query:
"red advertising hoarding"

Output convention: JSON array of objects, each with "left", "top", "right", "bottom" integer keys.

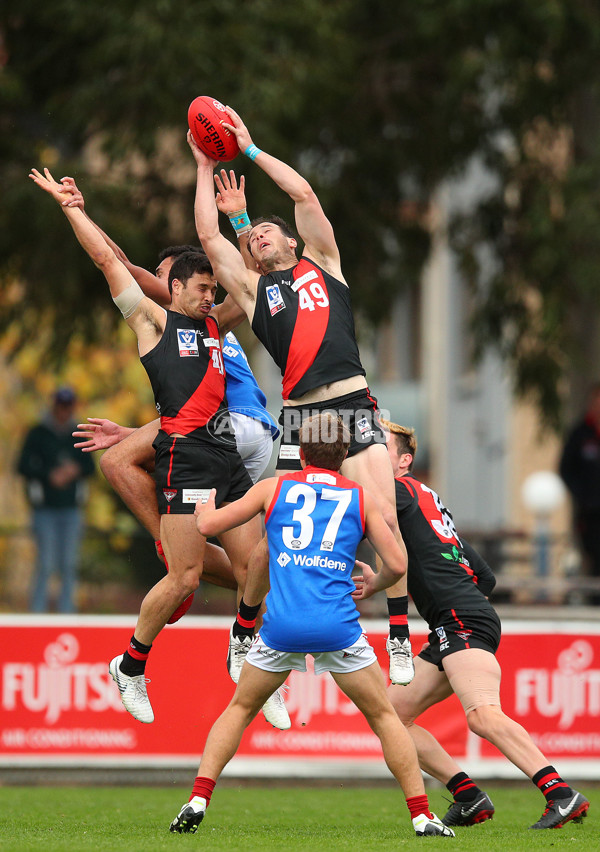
[{"left": 1, "top": 615, "right": 598, "bottom": 777}]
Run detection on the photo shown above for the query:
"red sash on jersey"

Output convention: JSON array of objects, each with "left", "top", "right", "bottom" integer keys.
[
  {"left": 282, "top": 259, "right": 330, "bottom": 399},
  {"left": 161, "top": 316, "right": 226, "bottom": 435}
]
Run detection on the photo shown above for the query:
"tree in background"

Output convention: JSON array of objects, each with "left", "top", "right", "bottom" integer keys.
[{"left": 2, "top": 0, "right": 600, "bottom": 426}]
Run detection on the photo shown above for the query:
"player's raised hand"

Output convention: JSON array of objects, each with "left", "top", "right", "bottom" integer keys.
[
  {"left": 187, "top": 130, "right": 219, "bottom": 168},
  {"left": 221, "top": 106, "right": 253, "bottom": 154},
  {"left": 29, "top": 167, "right": 75, "bottom": 205},
  {"left": 59, "top": 176, "right": 85, "bottom": 209},
  {"left": 215, "top": 170, "right": 247, "bottom": 215},
  {"left": 72, "top": 418, "right": 122, "bottom": 452}
]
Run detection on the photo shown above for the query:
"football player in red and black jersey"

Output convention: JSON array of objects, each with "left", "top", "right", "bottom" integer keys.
[
  {"left": 377, "top": 419, "right": 589, "bottom": 831},
  {"left": 188, "top": 108, "right": 413, "bottom": 686},
  {"left": 30, "top": 168, "right": 262, "bottom": 726}
]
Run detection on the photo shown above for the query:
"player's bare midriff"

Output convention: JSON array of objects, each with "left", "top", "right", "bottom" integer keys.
[{"left": 284, "top": 374, "right": 368, "bottom": 406}]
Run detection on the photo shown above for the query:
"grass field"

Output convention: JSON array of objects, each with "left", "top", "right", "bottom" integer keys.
[{"left": 0, "top": 784, "right": 596, "bottom": 851}]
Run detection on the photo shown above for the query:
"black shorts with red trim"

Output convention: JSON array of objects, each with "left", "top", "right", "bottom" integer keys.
[
  {"left": 153, "top": 431, "right": 252, "bottom": 515},
  {"left": 275, "top": 388, "right": 386, "bottom": 471},
  {"left": 418, "top": 606, "right": 502, "bottom": 671}
]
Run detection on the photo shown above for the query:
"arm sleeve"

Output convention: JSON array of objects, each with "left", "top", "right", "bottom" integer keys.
[{"left": 462, "top": 538, "right": 496, "bottom": 596}]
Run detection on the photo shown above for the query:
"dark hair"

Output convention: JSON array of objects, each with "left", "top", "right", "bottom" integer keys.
[
  {"left": 299, "top": 413, "right": 350, "bottom": 471},
  {"left": 168, "top": 251, "right": 214, "bottom": 295},
  {"left": 247, "top": 216, "right": 296, "bottom": 257},
  {"left": 158, "top": 245, "right": 205, "bottom": 264}
]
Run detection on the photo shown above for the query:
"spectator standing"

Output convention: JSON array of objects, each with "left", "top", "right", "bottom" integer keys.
[
  {"left": 559, "top": 382, "right": 600, "bottom": 602},
  {"left": 17, "top": 386, "right": 95, "bottom": 612}
]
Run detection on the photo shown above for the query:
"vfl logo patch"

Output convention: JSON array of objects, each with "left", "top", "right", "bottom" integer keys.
[
  {"left": 163, "top": 489, "right": 177, "bottom": 503},
  {"left": 177, "top": 329, "right": 199, "bottom": 357},
  {"left": 435, "top": 626, "right": 447, "bottom": 641},
  {"left": 356, "top": 416, "right": 375, "bottom": 439},
  {"left": 266, "top": 284, "right": 286, "bottom": 316}
]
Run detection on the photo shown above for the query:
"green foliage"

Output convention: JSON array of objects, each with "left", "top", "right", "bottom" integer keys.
[{"left": 3, "top": 1, "right": 600, "bottom": 422}]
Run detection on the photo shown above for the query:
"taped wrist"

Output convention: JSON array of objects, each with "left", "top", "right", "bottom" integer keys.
[
  {"left": 113, "top": 280, "right": 144, "bottom": 319},
  {"left": 228, "top": 208, "right": 252, "bottom": 237},
  {"left": 244, "top": 144, "right": 262, "bottom": 161}
]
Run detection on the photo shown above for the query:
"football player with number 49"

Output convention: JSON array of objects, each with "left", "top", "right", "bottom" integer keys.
[{"left": 188, "top": 106, "right": 414, "bottom": 688}]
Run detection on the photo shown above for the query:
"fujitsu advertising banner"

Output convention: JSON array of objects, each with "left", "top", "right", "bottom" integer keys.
[{"left": 0, "top": 615, "right": 599, "bottom": 777}]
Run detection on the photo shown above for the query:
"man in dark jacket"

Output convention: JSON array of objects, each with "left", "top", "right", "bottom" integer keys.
[
  {"left": 18, "top": 387, "right": 95, "bottom": 612},
  {"left": 560, "top": 382, "right": 600, "bottom": 595}
]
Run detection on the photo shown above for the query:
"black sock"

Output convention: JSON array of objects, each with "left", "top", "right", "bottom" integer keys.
[
  {"left": 120, "top": 635, "right": 152, "bottom": 676},
  {"left": 447, "top": 772, "right": 482, "bottom": 802},
  {"left": 232, "top": 598, "right": 262, "bottom": 639},
  {"left": 387, "top": 595, "right": 409, "bottom": 640},
  {"left": 532, "top": 765, "right": 572, "bottom": 801}
]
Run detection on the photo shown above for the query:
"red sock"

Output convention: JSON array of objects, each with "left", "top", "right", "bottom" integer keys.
[
  {"left": 190, "top": 776, "right": 216, "bottom": 805},
  {"left": 406, "top": 794, "right": 433, "bottom": 820}
]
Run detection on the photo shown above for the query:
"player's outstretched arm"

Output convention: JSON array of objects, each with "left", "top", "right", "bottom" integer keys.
[
  {"left": 188, "top": 133, "right": 258, "bottom": 319},
  {"left": 223, "top": 106, "right": 342, "bottom": 279},
  {"left": 30, "top": 167, "right": 166, "bottom": 352},
  {"left": 214, "top": 168, "right": 256, "bottom": 273},
  {"left": 194, "top": 479, "right": 277, "bottom": 537},
  {"left": 73, "top": 418, "right": 135, "bottom": 452},
  {"left": 58, "top": 176, "right": 171, "bottom": 308},
  {"left": 358, "top": 491, "right": 407, "bottom": 597}
]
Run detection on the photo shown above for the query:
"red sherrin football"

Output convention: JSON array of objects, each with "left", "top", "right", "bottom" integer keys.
[{"left": 187, "top": 96, "right": 238, "bottom": 162}]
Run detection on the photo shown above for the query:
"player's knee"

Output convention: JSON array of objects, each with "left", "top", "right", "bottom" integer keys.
[
  {"left": 392, "top": 704, "right": 418, "bottom": 727},
  {"left": 466, "top": 704, "right": 502, "bottom": 738},
  {"left": 165, "top": 566, "right": 201, "bottom": 596},
  {"left": 388, "top": 692, "right": 419, "bottom": 726},
  {"left": 99, "top": 446, "right": 123, "bottom": 484}
]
